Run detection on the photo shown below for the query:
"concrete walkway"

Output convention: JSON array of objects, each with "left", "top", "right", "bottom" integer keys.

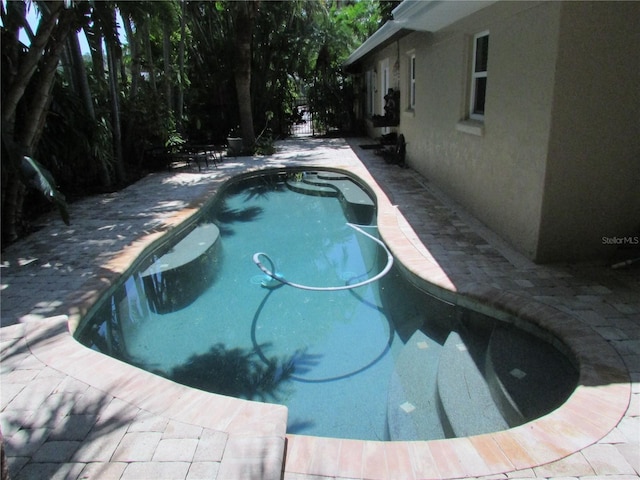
[{"left": 1, "top": 137, "right": 638, "bottom": 479}]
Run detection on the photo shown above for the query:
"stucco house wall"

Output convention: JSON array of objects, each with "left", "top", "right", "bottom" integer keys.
[
  {"left": 538, "top": 1, "right": 640, "bottom": 262},
  {"left": 354, "top": 1, "right": 639, "bottom": 263}
]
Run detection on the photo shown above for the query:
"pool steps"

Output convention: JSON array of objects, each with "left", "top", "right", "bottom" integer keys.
[
  {"left": 387, "top": 329, "right": 445, "bottom": 440},
  {"left": 436, "top": 331, "right": 510, "bottom": 437},
  {"left": 286, "top": 172, "right": 375, "bottom": 224},
  {"left": 388, "top": 329, "right": 510, "bottom": 441},
  {"left": 388, "top": 325, "right": 579, "bottom": 440},
  {"left": 485, "top": 325, "right": 578, "bottom": 426}
]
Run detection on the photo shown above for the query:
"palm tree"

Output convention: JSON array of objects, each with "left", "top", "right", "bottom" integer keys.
[
  {"left": 89, "top": 1, "right": 126, "bottom": 184},
  {"left": 119, "top": 1, "right": 186, "bottom": 165},
  {"left": 1, "top": 0, "right": 391, "bottom": 243},
  {"left": 232, "top": 0, "right": 260, "bottom": 152},
  {"left": 1, "top": 0, "right": 81, "bottom": 241},
  {"left": 1, "top": 1, "right": 65, "bottom": 134},
  {"left": 66, "top": 28, "right": 96, "bottom": 121},
  {"left": 176, "top": 0, "right": 186, "bottom": 130}
]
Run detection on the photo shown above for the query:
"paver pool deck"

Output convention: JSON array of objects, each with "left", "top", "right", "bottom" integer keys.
[{"left": 1, "top": 137, "right": 638, "bottom": 480}]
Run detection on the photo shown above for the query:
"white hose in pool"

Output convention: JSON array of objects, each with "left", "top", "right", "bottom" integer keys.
[{"left": 252, "top": 223, "right": 394, "bottom": 291}]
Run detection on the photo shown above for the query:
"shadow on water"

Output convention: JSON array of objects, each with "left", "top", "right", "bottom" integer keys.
[
  {"left": 250, "top": 285, "right": 394, "bottom": 384},
  {"left": 165, "top": 343, "right": 295, "bottom": 402},
  {"left": 286, "top": 419, "right": 316, "bottom": 434},
  {"left": 241, "top": 176, "right": 286, "bottom": 201},
  {"left": 213, "top": 202, "right": 263, "bottom": 236},
  {"left": 75, "top": 289, "right": 296, "bottom": 402},
  {"left": 211, "top": 173, "right": 300, "bottom": 236},
  {"left": 249, "top": 289, "right": 323, "bottom": 383}
]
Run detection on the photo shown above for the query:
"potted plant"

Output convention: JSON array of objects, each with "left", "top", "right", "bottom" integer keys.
[{"left": 226, "top": 126, "right": 244, "bottom": 156}]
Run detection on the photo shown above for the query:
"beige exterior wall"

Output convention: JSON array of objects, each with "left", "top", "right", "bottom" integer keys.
[
  {"left": 363, "top": 43, "right": 402, "bottom": 121},
  {"left": 538, "top": 1, "right": 640, "bottom": 262},
  {"left": 359, "top": 1, "right": 639, "bottom": 262},
  {"left": 364, "top": 2, "right": 562, "bottom": 259}
]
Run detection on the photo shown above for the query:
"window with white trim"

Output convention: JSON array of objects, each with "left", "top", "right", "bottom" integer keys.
[
  {"left": 470, "top": 31, "right": 489, "bottom": 120},
  {"left": 409, "top": 53, "right": 416, "bottom": 110}
]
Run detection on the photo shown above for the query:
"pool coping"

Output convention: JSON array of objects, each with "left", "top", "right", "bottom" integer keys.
[{"left": 19, "top": 143, "right": 631, "bottom": 479}]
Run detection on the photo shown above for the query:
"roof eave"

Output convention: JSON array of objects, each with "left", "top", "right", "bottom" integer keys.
[
  {"left": 344, "top": 0, "right": 497, "bottom": 69},
  {"left": 343, "top": 20, "right": 408, "bottom": 68},
  {"left": 396, "top": 0, "right": 498, "bottom": 32}
]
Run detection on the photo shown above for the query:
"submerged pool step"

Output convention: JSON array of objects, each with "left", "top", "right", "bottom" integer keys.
[
  {"left": 286, "top": 177, "right": 337, "bottom": 197},
  {"left": 387, "top": 329, "right": 445, "bottom": 441},
  {"left": 436, "top": 331, "right": 509, "bottom": 438},
  {"left": 140, "top": 223, "right": 220, "bottom": 276},
  {"left": 140, "top": 223, "right": 220, "bottom": 314},
  {"left": 313, "top": 172, "right": 374, "bottom": 208},
  {"left": 485, "top": 325, "right": 579, "bottom": 426},
  {"left": 286, "top": 172, "right": 375, "bottom": 224}
]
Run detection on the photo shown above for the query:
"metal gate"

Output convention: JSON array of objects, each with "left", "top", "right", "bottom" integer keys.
[{"left": 291, "top": 97, "right": 321, "bottom": 136}]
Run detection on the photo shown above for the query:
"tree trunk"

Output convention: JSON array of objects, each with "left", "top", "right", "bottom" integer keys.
[
  {"left": 163, "top": 21, "right": 173, "bottom": 114},
  {"left": 106, "top": 37, "right": 126, "bottom": 184},
  {"left": 69, "top": 32, "right": 95, "bottom": 120},
  {"left": 1, "top": 1, "right": 64, "bottom": 126},
  {"left": 122, "top": 15, "right": 141, "bottom": 101},
  {"left": 84, "top": 22, "right": 106, "bottom": 82},
  {"left": 19, "top": 11, "right": 74, "bottom": 154},
  {"left": 143, "top": 18, "right": 158, "bottom": 94},
  {"left": 1, "top": 173, "right": 26, "bottom": 243},
  {"left": 68, "top": 30, "right": 112, "bottom": 187},
  {"left": 122, "top": 14, "right": 142, "bottom": 168},
  {"left": 1, "top": 2, "right": 73, "bottom": 242},
  {"left": 61, "top": 43, "right": 77, "bottom": 92},
  {"left": 233, "top": 1, "right": 259, "bottom": 151},
  {"left": 177, "top": 0, "right": 186, "bottom": 130}
]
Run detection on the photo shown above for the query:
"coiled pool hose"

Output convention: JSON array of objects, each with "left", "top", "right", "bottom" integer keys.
[{"left": 253, "top": 223, "right": 393, "bottom": 291}]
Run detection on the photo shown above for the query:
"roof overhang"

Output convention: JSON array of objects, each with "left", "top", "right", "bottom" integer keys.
[
  {"left": 344, "top": 0, "right": 497, "bottom": 68},
  {"left": 392, "top": 0, "right": 497, "bottom": 32},
  {"left": 343, "top": 20, "right": 408, "bottom": 70}
]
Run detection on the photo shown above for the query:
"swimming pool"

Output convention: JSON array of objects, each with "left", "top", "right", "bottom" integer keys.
[{"left": 75, "top": 169, "right": 578, "bottom": 441}]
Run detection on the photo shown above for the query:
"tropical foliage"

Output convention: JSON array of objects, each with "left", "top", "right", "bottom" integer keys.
[{"left": 1, "top": 0, "right": 390, "bottom": 244}]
